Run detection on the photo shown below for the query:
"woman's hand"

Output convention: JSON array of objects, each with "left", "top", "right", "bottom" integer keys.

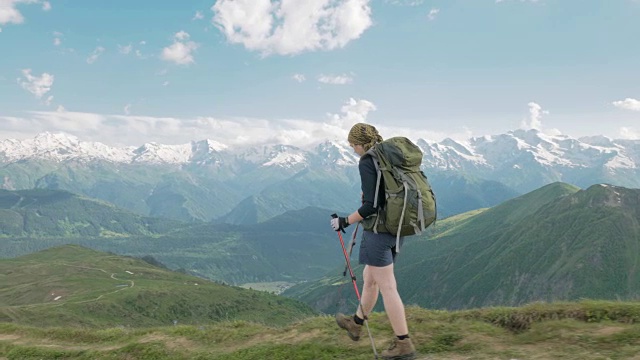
[{"left": 330, "top": 215, "right": 349, "bottom": 233}]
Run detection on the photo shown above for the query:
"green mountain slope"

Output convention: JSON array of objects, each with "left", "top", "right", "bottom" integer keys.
[
  {"left": 0, "top": 245, "right": 315, "bottom": 328},
  {"left": 396, "top": 182, "right": 640, "bottom": 309},
  {"left": 0, "top": 188, "right": 181, "bottom": 237},
  {"left": 219, "top": 167, "right": 360, "bottom": 225},
  {"left": 286, "top": 182, "right": 640, "bottom": 312},
  {"left": 428, "top": 172, "right": 521, "bottom": 218},
  {"left": 140, "top": 206, "right": 349, "bottom": 284}
]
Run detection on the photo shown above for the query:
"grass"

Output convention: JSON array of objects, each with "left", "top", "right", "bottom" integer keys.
[
  {"left": 4, "top": 301, "right": 640, "bottom": 359},
  {"left": 0, "top": 245, "right": 316, "bottom": 328}
]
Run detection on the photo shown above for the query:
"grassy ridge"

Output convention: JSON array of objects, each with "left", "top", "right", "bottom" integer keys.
[
  {"left": 0, "top": 245, "right": 315, "bottom": 328},
  {"left": 3, "top": 301, "right": 640, "bottom": 359}
]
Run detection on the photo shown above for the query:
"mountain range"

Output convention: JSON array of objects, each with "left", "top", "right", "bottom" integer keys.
[
  {"left": 1, "top": 130, "right": 638, "bottom": 224},
  {"left": 3, "top": 181, "right": 640, "bottom": 315},
  {"left": 0, "top": 188, "right": 349, "bottom": 284}
]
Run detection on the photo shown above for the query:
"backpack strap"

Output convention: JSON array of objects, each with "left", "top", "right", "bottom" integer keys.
[
  {"left": 365, "top": 149, "right": 383, "bottom": 234},
  {"left": 395, "top": 180, "right": 409, "bottom": 253},
  {"left": 367, "top": 151, "right": 382, "bottom": 209},
  {"left": 417, "top": 189, "right": 425, "bottom": 232}
]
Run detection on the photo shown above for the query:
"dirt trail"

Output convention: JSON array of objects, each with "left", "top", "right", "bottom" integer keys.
[
  {"left": 65, "top": 264, "right": 135, "bottom": 304},
  {"left": 8, "top": 263, "right": 136, "bottom": 309}
]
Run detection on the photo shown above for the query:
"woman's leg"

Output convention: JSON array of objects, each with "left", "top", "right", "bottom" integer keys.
[
  {"left": 368, "top": 263, "right": 408, "bottom": 335},
  {"left": 356, "top": 265, "right": 379, "bottom": 319}
]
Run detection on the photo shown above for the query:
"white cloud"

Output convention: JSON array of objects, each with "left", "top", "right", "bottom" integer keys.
[
  {"left": 520, "top": 101, "right": 548, "bottom": 131},
  {"left": 0, "top": 0, "right": 49, "bottom": 26},
  {"left": 17, "top": 69, "right": 53, "bottom": 99},
  {"left": 162, "top": 81, "right": 170, "bottom": 87},
  {"left": 0, "top": 99, "right": 373, "bottom": 147},
  {"left": 0, "top": 98, "right": 456, "bottom": 148},
  {"left": 1, "top": 0, "right": 28, "bottom": 25},
  {"left": 124, "top": 104, "right": 132, "bottom": 115},
  {"left": 86, "top": 46, "right": 105, "bottom": 64},
  {"left": 385, "top": 0, "right": 425, "bottom": 5},
  {"left": 44, "top": 95, "right": 53, "bottom": 106},
  {"left": 161, "top": 31, "right": 199, "bottom": 65},
  {"left": 318, "top": 74, "right": 354, "bottom": 85},
  {"left": 619, "top": 127, "right": 639, "bottom": 140},
  {"left": 292, "top": 74, "right": 306, "bottom": 83},
  {"left": 613, "top": 98, "right": 640, "bottom": 111},
  {"left": 52, "top": 31, "right": 62, "bottom": 45},
  {"left": 496, "top": 0, "right": 540, "bottom": 3},
  {"left": 118, "top": 42, "right": 149, "bottom": 59},
  {"left": 1, "top": 111, "right": 106, "bottom": 136},
  {"left": 427, "top": 8, "right": 439, "bottom": 21},
  {"left": 192, "top": 10, "right": 204, "bottom": 20},
  {"left": 212, "top": 0, "right": 373, "bottom": 56},
  {"left": 174, "top": 30, "right": 189, "bottom": 41},
  {"left": 328, "top": 98, "right": 377, "bottom": 129},
  {"left": 118, "top": 43, "right": 132, "bottom": 54}
]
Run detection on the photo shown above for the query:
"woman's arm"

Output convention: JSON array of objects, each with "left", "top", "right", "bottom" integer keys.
[{"left": 348, "top": 156, "right": 378, "bottom": 224}]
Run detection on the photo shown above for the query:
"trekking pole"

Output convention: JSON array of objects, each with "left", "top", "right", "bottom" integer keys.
[
  {"left": 343, "top": 222, "right": 360, "bottom": 277},
  {"left": 331, "top": 214, "right": 378, "bottom": 359}
]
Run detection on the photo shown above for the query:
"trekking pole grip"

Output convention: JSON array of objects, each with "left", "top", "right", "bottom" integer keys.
[{"left": 331, "top": 213, "right": 338, "bottom": 219}]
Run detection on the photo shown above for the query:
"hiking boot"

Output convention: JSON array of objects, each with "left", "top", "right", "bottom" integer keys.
[
  {"left": 335, "top": 313, "right": 362, "bottom": 341},
  {"left": 381, "top": 337, "right": 417, "bottom": 360}
]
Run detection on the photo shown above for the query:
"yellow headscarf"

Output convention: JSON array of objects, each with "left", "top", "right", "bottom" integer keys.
[{"left": 348, "top": 123, "right": 383, "bottom": 151}]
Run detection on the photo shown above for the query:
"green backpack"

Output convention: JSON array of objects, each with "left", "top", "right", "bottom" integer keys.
[{"left": 362, "top": 137, "right": 437, "bottom": 251}]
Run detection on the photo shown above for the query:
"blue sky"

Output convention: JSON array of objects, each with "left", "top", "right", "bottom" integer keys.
[{"left": 1, "top": 0, "right": 639, "bottom": 147}]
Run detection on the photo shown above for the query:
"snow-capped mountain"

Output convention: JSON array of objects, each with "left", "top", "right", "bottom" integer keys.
[
  {"left": 314, "top": 140, "right": 359, "bottom": 167},
  {"left": 0, "top": 132, "right": 135, "bottom": 163},
  {"left": 416, "top": 129, "right": 637, "bottom": 171},
  {"left": 0, "top": 132, "right": 356, "bottom": 168},
  {"left": 2, "top": 130, "right": 640, "bottom": 190},
  {"left": 1, "top": 130, "right": 639, "bottom": 223},
  {"left": 231, "top": 144, "right": 315, "bottom": 169},
  {"left": 414, "top": 129, "right": 640, "bottom": 192},
  {"left": 4, "top": 130, "right": 636, "bottom": 173}
]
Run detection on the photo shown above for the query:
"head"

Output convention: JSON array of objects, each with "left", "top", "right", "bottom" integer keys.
[{"left": 348, "top": 123, "right": 383, "bottom": 156}]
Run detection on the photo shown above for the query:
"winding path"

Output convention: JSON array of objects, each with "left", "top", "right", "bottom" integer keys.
[{"left": 7, "top": 263, "right": 135, "bottom": 308}]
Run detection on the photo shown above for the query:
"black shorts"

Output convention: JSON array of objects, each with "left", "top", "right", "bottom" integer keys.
[{"left": 359, "top": 230, "right": 404, "bottom": 267}]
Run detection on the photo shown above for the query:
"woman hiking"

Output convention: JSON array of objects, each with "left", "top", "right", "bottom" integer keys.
[{"left": 330, "top": 122, "right": 416, "bottom": 360}]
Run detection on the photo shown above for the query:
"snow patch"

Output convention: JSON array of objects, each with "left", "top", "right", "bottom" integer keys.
[{"left": 262, "top": 152, "right": 307, "bottom": 167}]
